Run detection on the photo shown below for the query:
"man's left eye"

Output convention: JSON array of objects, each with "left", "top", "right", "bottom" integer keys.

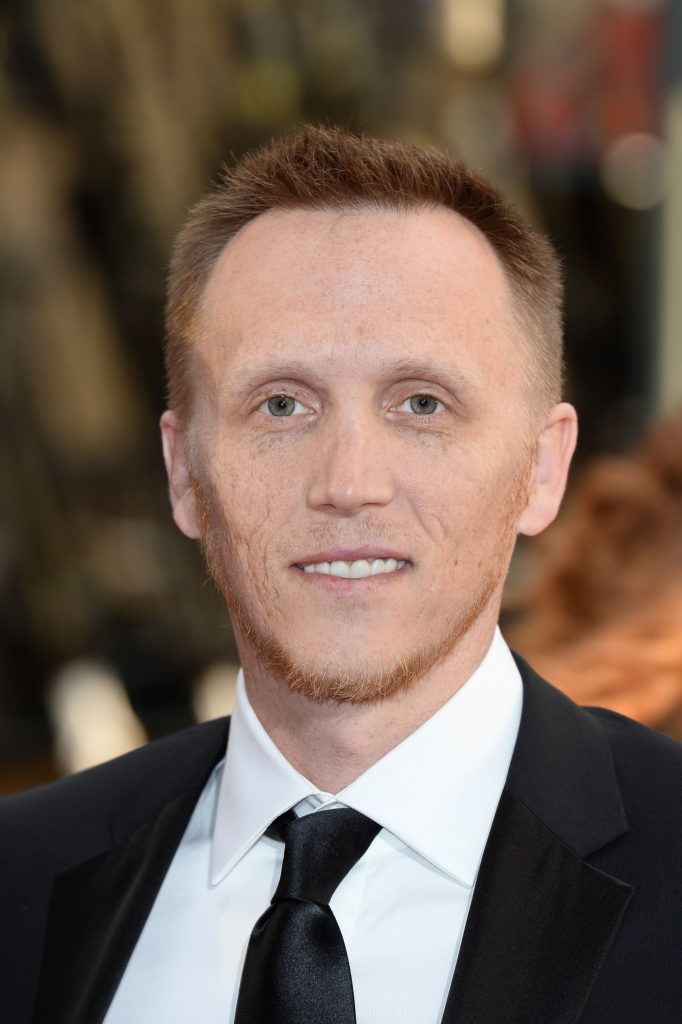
[
  {"left": 263, "top": 394, "right": 307, "bottom": 417},
  {"left": 396, "top": 394, "right": 443, "bottom": 415}
]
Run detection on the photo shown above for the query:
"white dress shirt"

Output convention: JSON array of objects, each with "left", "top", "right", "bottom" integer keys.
[{"left": 105, "top": 627, "right": 522, "bottom": 1024}]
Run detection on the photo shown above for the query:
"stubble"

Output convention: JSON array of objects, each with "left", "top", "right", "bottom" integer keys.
[{"left": 191, "top": 459, "right": 531, "bottom": 706}]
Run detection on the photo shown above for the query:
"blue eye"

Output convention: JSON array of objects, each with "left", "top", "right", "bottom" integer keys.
[
  {"left": 267, "top": 395, "right": 298, "bottom": 417},
  {"left": 410, "top": 395, "right": 439, "bottom": 414},
  {"left": 399, "top": 394, "right": 442, "bottom": 415}
]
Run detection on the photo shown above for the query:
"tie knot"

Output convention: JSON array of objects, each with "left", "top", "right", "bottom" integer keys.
[{"left": 268, "top": 808, "right": 380, "bottom": 906}]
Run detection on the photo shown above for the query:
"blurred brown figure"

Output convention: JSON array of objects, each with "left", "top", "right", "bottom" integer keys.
[{"left": 508, "top": 409, "right": 682, "bottom": 736}]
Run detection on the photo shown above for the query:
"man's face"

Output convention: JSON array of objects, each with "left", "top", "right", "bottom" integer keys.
[{"left": 170, "top": 206, "right": 541, "bottom": 703}]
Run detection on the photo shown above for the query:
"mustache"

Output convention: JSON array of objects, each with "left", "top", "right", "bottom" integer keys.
[
  {"left": 302, "top": 523, "right": 401, "bottom": 547},
  {"left": 285, "top": 524, "right": 412, "bottom": 568}
]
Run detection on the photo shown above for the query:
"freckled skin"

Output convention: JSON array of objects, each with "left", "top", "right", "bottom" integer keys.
[{"left": 162, "top": 206, "right": 577, "bottom": 789}]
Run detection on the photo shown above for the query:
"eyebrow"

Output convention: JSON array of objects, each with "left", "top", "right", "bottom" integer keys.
[
  {"left": 372, "top": 358, "right": 477, "bottom": 392},
  {"left": 231, "top": 357, "right": 478, "bottom": 396}
]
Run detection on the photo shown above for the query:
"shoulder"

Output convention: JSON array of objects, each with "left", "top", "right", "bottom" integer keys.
[
  {"left": 584, "top": 704, "right": 682, "bottom": 812},
  {"left": 513, "top": 649, "right": 682, "bottom": 784},
  {"left": 510, "top": 651, "right": 682, "bottom": 855},
  {"left": 0, "top": 717, "right": 229, "bottom": 874}
]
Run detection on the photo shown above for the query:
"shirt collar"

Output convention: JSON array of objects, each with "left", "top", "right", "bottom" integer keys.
[{"left": 210, "top": 627, "right": 522, "bottom": 888}]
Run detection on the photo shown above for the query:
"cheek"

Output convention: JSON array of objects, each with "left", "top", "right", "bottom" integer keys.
[
  {"left": 205, "top": 443, "right": 296, "bottom": 562},
  {"left": 406, "top": 446, "right": 483, "bottom": 528},
  {"left": 406, "top": 448, "right": 523, "bottom": 556}
]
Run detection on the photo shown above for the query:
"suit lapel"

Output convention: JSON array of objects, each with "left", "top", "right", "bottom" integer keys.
[
  {"left": 32, "top": 719, "right": 230, "bottom": 1024},
  {"left": 441, "top": 657, "right": 633, "bottom": 1024},
  {"left": 32, "top": 788, "right": 201, "bottom": 1024},
  {"left": 440, "top": 790, "right": 632, "bottom": 1024}
]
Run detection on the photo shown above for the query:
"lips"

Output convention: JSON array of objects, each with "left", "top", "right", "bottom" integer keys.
[
  {"left": 293, "top": 547, "right": 410, "bottom": 567},
  {"left": 290, "top": 546, "right": 413, "bottom": 583}
]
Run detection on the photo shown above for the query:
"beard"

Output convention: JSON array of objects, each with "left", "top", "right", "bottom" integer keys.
[{"left": 192, "top": 466, "right": 529, "bottom": 707}]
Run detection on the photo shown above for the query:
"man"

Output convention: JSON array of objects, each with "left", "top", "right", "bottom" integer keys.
[{"left": 2, "top": 125, "right": 681, "bottom": 1024}]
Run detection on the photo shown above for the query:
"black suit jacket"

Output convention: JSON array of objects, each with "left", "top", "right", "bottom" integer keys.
[{"left": 2, "top": 655, "right": 681, "bottom": 1024}]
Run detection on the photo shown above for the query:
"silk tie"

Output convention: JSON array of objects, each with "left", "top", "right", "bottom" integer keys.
[{"left": 234, "top": 807, "right": 381, "bottom": 1023}]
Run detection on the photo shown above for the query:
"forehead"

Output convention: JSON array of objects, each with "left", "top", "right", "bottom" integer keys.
[{"left": 195, "top": 205, "right": 522, "bottom": 386}]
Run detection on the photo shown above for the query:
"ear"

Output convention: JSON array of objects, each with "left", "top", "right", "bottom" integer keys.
[
  {"left": 160, "top": 410, "right": 202, "bottom": 539},
  {"left": 518, "top": 402, "right": 578, "bottom": 537}
]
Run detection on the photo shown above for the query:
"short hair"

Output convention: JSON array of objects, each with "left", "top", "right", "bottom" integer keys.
[{"left": 165, "top": 123, "right": 563, "bottom": 423}]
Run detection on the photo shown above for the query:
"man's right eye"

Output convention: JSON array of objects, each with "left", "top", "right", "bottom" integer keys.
[{"left": 264, "top": 394, "right": 303, "bottom": 417}]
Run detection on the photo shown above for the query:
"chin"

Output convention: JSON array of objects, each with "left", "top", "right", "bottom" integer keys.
[
  {"left": 226, "top": 567, "right": 500, "bottom": 707},
  {"left": 277, "top": 651, "right": 429, "bottom": 705},
  {"left": 242, "top": 617, "right": 470, "bottom": 706}
]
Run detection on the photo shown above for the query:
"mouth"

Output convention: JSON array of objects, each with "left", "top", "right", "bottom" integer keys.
[{"left": 292, "top": 549, "right": 412, "bottom": 580}]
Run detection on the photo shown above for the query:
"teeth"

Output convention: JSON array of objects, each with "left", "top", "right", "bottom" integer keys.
[{"left": 302, "top": 558, "right": 407, "bottom": 578}]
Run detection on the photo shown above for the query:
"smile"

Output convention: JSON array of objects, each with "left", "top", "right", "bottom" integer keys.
[{"left": 294, "top": 557, "right": 409, "bottom": 578}]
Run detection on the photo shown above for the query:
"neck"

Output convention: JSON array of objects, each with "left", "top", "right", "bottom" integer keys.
[{"left": 236, "top": 614, "right": 498, "bottom": 793}]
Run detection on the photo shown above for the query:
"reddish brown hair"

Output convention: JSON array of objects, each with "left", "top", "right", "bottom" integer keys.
[{"left": 165, "top": 123, "right": 564, "bottom": 422}]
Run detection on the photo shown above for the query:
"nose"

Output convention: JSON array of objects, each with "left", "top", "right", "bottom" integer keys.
[{"left": 306, "top": 408, "right": 395, "bottom": 516}]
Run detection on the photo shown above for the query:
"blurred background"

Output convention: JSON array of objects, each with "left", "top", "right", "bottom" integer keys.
[{"left": 1, "top": 0, "right": 681, "bottom": 793}]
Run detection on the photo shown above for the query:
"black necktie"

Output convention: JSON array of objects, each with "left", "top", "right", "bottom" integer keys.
[{"left": 234, "top": 807, "right": 381, "bottom": 1024}]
